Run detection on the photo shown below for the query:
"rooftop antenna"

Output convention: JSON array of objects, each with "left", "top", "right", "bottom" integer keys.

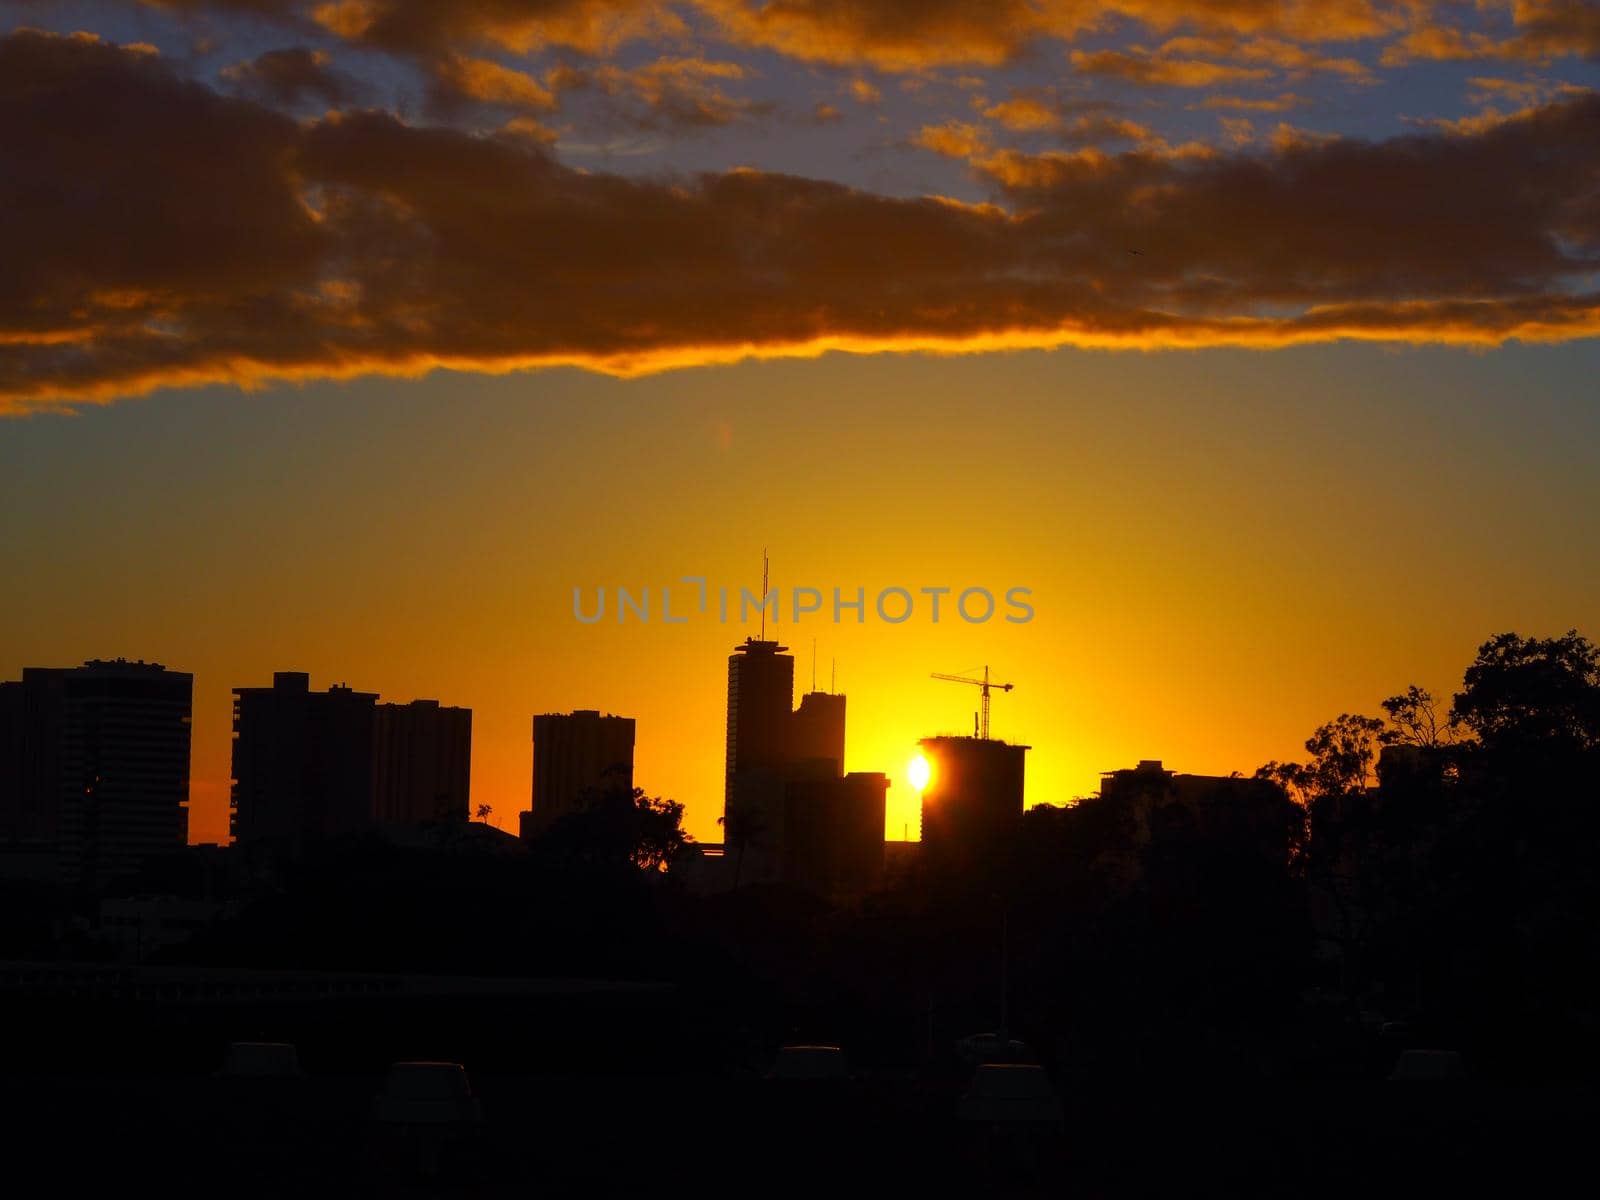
[
  {"left": 760, "top": 549, "right": 769, "bottom": 640},
  {"left": 812, "top": 638, "right": 817, "bottom": 693}
]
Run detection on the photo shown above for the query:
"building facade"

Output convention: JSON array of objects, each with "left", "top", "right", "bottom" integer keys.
[
  {"left": 373, "top": 699, "right": 472, "bottom": 825},
  {"left": 0, "top": 667, "right": 66, "bottom": 851},
  {"left": 721, "top": 638, "right": 886, "bottom": 897},
  {"left": 771, "top": 771, "right": 888, "bottom": 898},
  {"left": 523, "top": 710, "right": 636, "bottom": 838},
  {"left": 232, "top": 672, "right": 471, "bottom": 847},
  {"left": 918, "top": 735, "right": 1029, "bottom": 870},
  {"left": 230, "top": 672, "right": 377, "bottom": 846},
  {"left": 789, "top": 690, "right": 846, "bottom": 776},
  {"left": 724, "top": 637, "right": 796, "bottom": 819},
  {"left": 54, "top": 660, "right": 192, "bottom": 888},
  {"left": 1091, "top": 758, "right": 1300, "bottom": 884}
]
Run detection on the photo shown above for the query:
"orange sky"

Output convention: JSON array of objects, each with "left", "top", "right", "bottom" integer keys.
[
  {"left": 4, "top": 7, "right": 1599, "bottom": 845},
  {"left": 8, "top": 345, "right": 1594, "bottom": 846}
]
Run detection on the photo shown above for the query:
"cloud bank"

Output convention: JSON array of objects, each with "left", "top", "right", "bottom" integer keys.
[{"left": 2, "top": 28, "right": 1598, "bottom": 410}]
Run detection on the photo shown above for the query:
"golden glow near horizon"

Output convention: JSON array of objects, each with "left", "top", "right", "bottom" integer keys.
[
  {"left": 5, "top": 348, "right": 1599, "bottom": 848},
  {"left": 3, "top": 9, "right": 1600, "bottom": 857}
]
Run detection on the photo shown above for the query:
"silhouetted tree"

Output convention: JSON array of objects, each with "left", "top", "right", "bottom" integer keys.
[
  {"left": 631, "top": 791, "right": 690, "bottom": 873},
  {"left": 1451, "top": 630, "right": 1600, "bottom": 753},
  {"left": 1256, "top": 712, "right": 1384, "bottom": 815},
  {"left": 1380, "top": 685, "right": 1456, "bottom": 748},
  {"left": 536, "top": 786, "right": 688, "bottom": 875}
]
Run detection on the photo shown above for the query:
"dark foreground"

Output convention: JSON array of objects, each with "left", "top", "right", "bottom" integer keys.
[{"left": 4, "top": 1069, "right": 1591, "bottom": 1197}]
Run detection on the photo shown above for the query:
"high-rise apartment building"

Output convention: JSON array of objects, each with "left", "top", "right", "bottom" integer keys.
[
  {"left": 373, "top": 699, "right": 472, "bottom": 825},
  {"left": 53, "top": 660, "right": 191, "bottom": 887},
  {"left": 523, "top": 710, "right": 635, "bottom": 837},
  {"left": 232, "top": 672, "right": 471, "bottom": 847}
]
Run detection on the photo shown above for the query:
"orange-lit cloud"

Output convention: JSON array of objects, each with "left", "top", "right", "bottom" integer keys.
[
  {"left": 847, "top": 77, "right": 882, "bottom": 105},
  {"left": 1498, "top": 0, "right": 1600, "bottom": 62},
  {"left": 1383, "top": 1, "right": 1600, "bottom": 65},
  {"left": 1193, "top": 91, "right": 1311, "bottom": 111},
  {"left": 132, "top": 1, "right": 1599, "bottom": 83},
  {"left": 696, "top": 1, "right": 1404, "bottom": 69},
  {"left": 1070, "top": 49, "right": 1274, "bottom": 88},
  {"left": 1465, "top": 74, "right": 1590, "bottom": 106},
  {"left": 1154, "top": 34, "right": 1375, "bottom": 81},
  {"left": 968, "top": 93, "right": 1158, "bottom": 147},
  {"left": 554, "top": 55, "right": 770, "bottom": 128},
  {"left": 432, "top": 52, "right": 558, "bottom": 110},
  {"left": 912, "top": 119, "right": 990, "bottom": 159},
  {"left": 141, "top": 1, "right": 1407, "bottom": 73},
  {"left": 5, "top": 29, "right": 1600, "bottom": 412},
  {"left": 299, "top": 0, "right": 684, "bottom": 57},
  {"left": 979, "top": 95, "right": 1061, "bottom": 133}
]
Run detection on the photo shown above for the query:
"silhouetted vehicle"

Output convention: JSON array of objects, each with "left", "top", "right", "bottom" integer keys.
[
  {"left": 960, "top": 1064, "right": 1063, "bottom": 1126},
  {"left": 370, "top": 1061, "right": 484, "bottom": 1181},
  {"left": 373, "top": 1061, "right": 483, "bottom": 1125},
  {"left": 768, "top": 1044, "right": 850, "bottom": 1081},
  {"left": 960, "top": 1063, "right": 1065, "bottom": 1180},
  {"left": 956, "top": 1031, "right": 1036, "bottom": 1069},
  {"left": 218, "top": 1041, "right": 302, "bottom": 1078},
  {"left": 1390, "top": 1050, "right": 1467, "bottom": 1081}
]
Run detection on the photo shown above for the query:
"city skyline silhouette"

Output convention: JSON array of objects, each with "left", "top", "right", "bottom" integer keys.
[{"left": 2, "top": 3, "right": 1599, "bottom": 1190}]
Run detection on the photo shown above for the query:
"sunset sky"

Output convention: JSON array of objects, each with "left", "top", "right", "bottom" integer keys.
[{"left": 2, "top": 1, "right": 1598, "bottom": 844}]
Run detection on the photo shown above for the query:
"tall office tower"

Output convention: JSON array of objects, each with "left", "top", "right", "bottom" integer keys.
[
  {"left": 724, "top": 637, "right": 795, "bottom": 823},
  {"left": 789, "top": 690, "right": 846, "bottom": 777},
  {"left": 917, "top": 735, "right": 1029, "bottom": 870},
  {"left": 0, "top": 667, "right": 66, "bottom": 849},
  {"left": 524, "top": 709, "right": 636, "bottom": 838},
  {"left": 230, "top": 672, "right": 377, "bottom": 847},
  {"left": 54, "top": 659, "right": 192, "bottom": 888},
  {"left": 373, "top": 699, "right": 472, "bottom": 825},
  {"left": 0, "top": 682, "right": 18, "bottom": 842},
  {"left": 771, "top": 770, "right": 889, "bottom": 899}
]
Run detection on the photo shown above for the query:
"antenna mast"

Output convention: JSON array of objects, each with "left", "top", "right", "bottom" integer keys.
[{"left": 760, "top": 549, "right": 769, "bottom": 640}]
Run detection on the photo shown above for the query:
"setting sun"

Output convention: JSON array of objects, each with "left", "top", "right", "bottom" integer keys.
[{"left": 907, "top": 754, "right": 931, "bottom": 793}]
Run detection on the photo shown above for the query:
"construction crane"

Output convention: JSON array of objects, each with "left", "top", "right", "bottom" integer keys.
[{"left": 932, "top": 666, "right": 1013, "bottom": 741}]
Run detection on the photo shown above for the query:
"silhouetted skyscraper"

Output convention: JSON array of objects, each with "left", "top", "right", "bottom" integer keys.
[
  {"left": 790, "top": 690, "right": 846, "bottom": 776},
  {"left": 0, "top": 667, "right": 66, "bottom": 851},
  {"left": 54, "top": 659, "right": 192, "bottom": 888},
  {"left": 770, "top": 770, "right": 888, "bottom": 899},
  {"left": 918, "top": 735, "right": 1028, "bottom": 869},
  {"left": 720, "top": 639, "right": 884, "bottom": 895},
  {"left": 373, "top": 699, "right": 472, "bottom": 825},
  {"left": 524, "top": 709, "right": 635, "bottom": 838},
  {"left": 231, "top": 672, "right": 378, "bottom": 846},
  {"left": 724, "top": 637, "right": 795, "bottom": 822}
]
